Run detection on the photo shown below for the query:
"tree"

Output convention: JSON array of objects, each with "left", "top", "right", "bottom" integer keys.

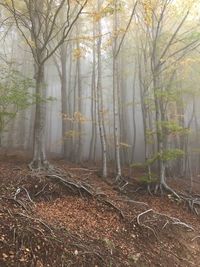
[
  {"left": 96, "top": 0, "right": 108, "bottom": 177},
  {"left": 135, "top": 0, "right": 200, "bottom": 195},
  {"left": 112, "top": 0, "right": 137, "bottom": 179},
  {"left": 1, "top": 0, "right": 88, "bottom": 169},
  {"left": 0, "top": 66, "right": 33, "bottom": 146}
]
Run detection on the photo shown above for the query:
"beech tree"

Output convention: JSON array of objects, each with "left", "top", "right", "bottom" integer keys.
[
  {"left": 1, "top": 0, "right": 200, "bottom": 195},
  {"left": 96, "top": 0, "right": 108, "bottom": 177},
  {"left": 135, "top": 0, "right": 200, "bottom": 195},
  {"left": 0, "top": 66, "right": 33, "bottom": 146},
  {"left": 1, "top": 0, "right": 88, "bottom": 169}
]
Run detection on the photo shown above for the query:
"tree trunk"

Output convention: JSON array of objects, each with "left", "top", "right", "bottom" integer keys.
[
  {"left": 113, "top": 1, "right": 122, "bottom": 179},
  {"left": 77, "top": 46, "right": 82, "bottom": 163},
  {"left": 60, "top": 44, "right": 68, "bottom": 158},
  {"left": 89, "top": 20, "right": 97, "bottom": 162},
  {"left": 29, "top": 64, "right": 49, "bottom": 170},
  {"left": 96, "top": 0, "right": 107, "bottom": 177}
]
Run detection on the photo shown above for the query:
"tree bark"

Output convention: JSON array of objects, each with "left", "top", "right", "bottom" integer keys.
[
  {"left": 60, "top": 44, "right": 68, "bottom": 158},
  {"left": 29, "top": 64, "right": 49, "bottom": 170},
  {"left": 113, "top": 0, "right": 122, "bottom": 179},
  {"left": 97, "top": 0, "right": 107, "bottom": 177}
]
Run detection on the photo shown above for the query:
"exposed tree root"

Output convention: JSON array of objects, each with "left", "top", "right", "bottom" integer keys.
[
  {"left": 2, "top": 196, "right": 29, "bottom": 211},
  {"left": 46, "top": 173, "right": 126, "bottom": 219},
  {"left": 16, "top": 166, "right": 200, "bottom": 236},
  {"left": 136, "top": 209, "right": 158, "bottom": 238},
  {"left": 72, "top": 243, "right": 106, "bottom": 264},
  {"left": 191, "top": 236, "right": 200, "bottom": 242},
  {"left": 160, "top": 181, "right": 181, "bottom": 200},
  {"left": 29, "top": 159, "right": 54, "bottom": 172},
  {"left": 97, "top": 198, "right": 125, "bottom": 219},
  {"left": 46, "top": 174, "right": 94, "bottom": 196},
  {"left": 2, "top": 160, "right": 200, "bottom": 267},
  {"left": 1, "top": 206, "right": 109, "bottom": 267},
  {"left": 115, "top": 197, "right": 149, "bottom": 207},
  {"left": 146, "top": 179, "right": 200, "bottom": 216},
  {"left": 16, "top": 212, "right": 54, "bottom": 233},
  {"left": 19, "top": 186, "right": 35, "bottom": 204},
  {"left": 147, "top": 181, "right": 180, "bottom": 199},
  {"left": 152, "top": 210, "right": 194, "bottom": 231},
  {"left": 46, "top": 170, "right": 200, "bottom": 219},
  {"left": 114, "top": 175, "right": 129, "bottom": 191},
  {"left": 135, "top": 207, "right": 195, "bottom": 241}
]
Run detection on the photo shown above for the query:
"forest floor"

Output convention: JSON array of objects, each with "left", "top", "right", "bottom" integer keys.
[{"left": 0, "top": 154, "right": 200, "bottom": 267}]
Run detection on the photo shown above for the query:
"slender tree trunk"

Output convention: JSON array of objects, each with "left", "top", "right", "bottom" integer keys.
[
  {"left": 72, "top": 60, "right": 78, "bottom": 161},
  {"left": 18, "top": 110, "right": 26, "bottom": 149},
  {"left": 119, "top": 55, "right": 129, "bottom": 165},
  {"left": 67, "top": 42, "right": 73, "bottom": 158},
  {"left": 96, "top": 0, "right": 107, "bottom": 177},
  {"left": 0, "top": 131, "right": 2, "bottom": 147},
  {"left": 131, "top": 66, "right": 137, "bottom": 163},
  {"left": 60, "top": 44, "right": 68, "bottom": 158},
  {"left": 113, "top": 1, "right": 122, "bottom": 179},
  {"left": 89, "top": 21, "right": 97, "bottom": 161},
  {"left": 77, "top": 57, "right": 82, "bottom": 163}
]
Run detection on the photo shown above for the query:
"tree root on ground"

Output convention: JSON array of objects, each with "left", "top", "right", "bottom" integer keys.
[
  {"left": 47, "top": 172, "right": 200, "bottom": 217},
  {"left": 114, "top": 175, "right": 129, "bottom": 191},
  {"left": 2, "top": 207, "right": 108, "bottom": 267},
  {"left": 71, "top": 243, "right": 106, "bottom": 264},
  {"left": 97, "top": 198, "right": 125, "bottom": 219},
  {"left": 160, "top": 182, "right": 181, "bottom": 200},
  {"left": 46, "top": 173, "right": 125, "bottom": 219},
  {"left": 48, "top": 173, "right": 196, "bottom": 238},
  {"left": 191, "top": 236, "right": 200, "bottom": 242},
  {"left": 28, "top": 160, "right": 54, "bottom": 172},
  {"left": 135, "top": 207, "right": 195, "bottom": 240},
  {"left": 147, "top": 181, "right": 180, "bottom": 199},
  {"left": 136, "top": 209, "right": 158, "bottom": 239},
  {"left": 46, "top": 174, "right": 94, "bottom": 196},
  {"left": 148, "top": 182, "right": 200, "bottom": 215}
]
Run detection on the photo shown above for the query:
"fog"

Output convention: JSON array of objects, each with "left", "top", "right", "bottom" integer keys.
[{"left": 1, "top": 0, "right": 200, "bottom": 182}]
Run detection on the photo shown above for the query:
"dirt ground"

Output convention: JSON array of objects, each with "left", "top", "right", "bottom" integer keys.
[{"left": 0, "top": 155, "right": 200, "bottom": 267}]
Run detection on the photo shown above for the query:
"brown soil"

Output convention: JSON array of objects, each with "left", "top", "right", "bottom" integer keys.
[{"left": 0, "top": 156, "right": 200, "bottom": 267}]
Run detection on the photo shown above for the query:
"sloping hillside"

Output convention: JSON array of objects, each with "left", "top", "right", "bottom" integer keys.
[{"left": 0, "top": 157, "right": 200, "bottom": 267}]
